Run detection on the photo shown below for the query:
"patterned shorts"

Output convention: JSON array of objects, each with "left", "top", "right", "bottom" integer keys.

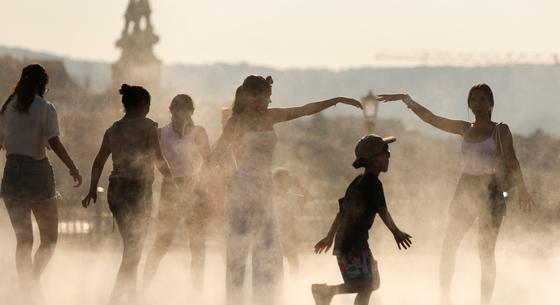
[{"left": 336, "top": 250, "right": 376, "bottom": 283}]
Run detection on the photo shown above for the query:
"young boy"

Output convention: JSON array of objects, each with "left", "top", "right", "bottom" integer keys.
[{"left": 312, "top": 134, "right": 412, "bottom": 305}]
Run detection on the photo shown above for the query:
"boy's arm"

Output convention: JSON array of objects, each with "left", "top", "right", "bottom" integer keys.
[
  {"left": 314, "top": 211, "right": 342, "bottom": 254},
  {"left": 378, "top": 207, "right": 412, "bottom": 250}
]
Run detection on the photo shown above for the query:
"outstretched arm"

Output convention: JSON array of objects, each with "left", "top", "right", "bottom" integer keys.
[
  {"left": 268, "top": 97, "right": 362, "bottom": 124},
  {"left": 82, "top": 132, "right": 111, "bottom": 208},
  {"left": 378, "top": 207, "right": 412, "bottom": 250},
  {"left": 378, "top": 94, "right": 470, "bottom": 135},
  {"left": 314, "top": 211, "right": 342, "bottom": 254},
  {"left": 498, "top": 124, "right": 534, "bottom": 212},
  {"left": 48, "top": 136, "right": 82, "bottom": 186}
]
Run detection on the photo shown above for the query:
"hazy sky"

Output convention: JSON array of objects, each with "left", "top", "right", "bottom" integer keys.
[{"left": 1, "top": 0, "right": 559, "bottom": 68}]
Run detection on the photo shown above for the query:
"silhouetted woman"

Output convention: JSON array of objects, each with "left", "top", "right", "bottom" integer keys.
[
  {"left": 143, "top": 94, "right": 210, "bottom": 290},
  {"left": 208, "top": 75, "right": 362, "bottom": 305},
  {"left": 379, "top": 84, "right": 534, "bottom": 305},
  {"left": 82, "top": 84, "right": 172, "bottom": 304},
  {"left": 0, "top": 64, "right": 82, "bottom": 299}
]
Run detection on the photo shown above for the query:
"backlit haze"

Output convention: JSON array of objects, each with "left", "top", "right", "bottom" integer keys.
[{"left": 2, "top": 0, "right": 560, "bottom": 68}]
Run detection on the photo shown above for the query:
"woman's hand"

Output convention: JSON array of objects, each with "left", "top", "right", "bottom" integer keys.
[
  {"left": 70, "top": 168, "right": 82, "bottom": 187},
  {"left": 82, "top": 190, "right": 97, "bottom": 208},
  {"left": 518, "top": 187, "right": 534, "bottom": 213},
  {"left": 334, "top": 97, "right": 363, "bottom": 109},
  {"left": 377, "top": 94, "right": 412, "bottom": 104},
  {"left": 393, "top": 230, "right": 412, "bottom": 250},
  {"left": 314, "top": 235, "right": 335, "bottom": 254}
]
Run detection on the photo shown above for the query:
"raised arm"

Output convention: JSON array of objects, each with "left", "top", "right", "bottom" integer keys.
[
  {"left": 378, "top": 207, "right": 412, "bottom": 250},
  {"left": 82, "top": 131, "right": 111, "bottom": 208},
  {"left": 48, "top": 136, "right": 82, "bottom": 187},
  {"left": 498, "top": 124, "right": 534, "bottom": 212},
  {"left": 314, "top": 211, "right": 342, "bottom": 254},
  {"left": 268, "top": 97, "right": 362, "bottom": 124},
  {"left": 378, "top": 94, "right": 470, "bottom": 135}
]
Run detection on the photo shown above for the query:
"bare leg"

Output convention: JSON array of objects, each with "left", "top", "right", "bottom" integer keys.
[
  {"left": 354, "top": 290, "right": 373, "bottom": 305},
  {"left": 142, "top": 211, "right": 179, "bottom": 289},
  {"left": 439, "top": 215, "right": 475, "bottom": 304},
  {"left": 108, "top": 213, "right": 147, "bottom": 305},
  {"left": 225, "top": 231, "right": 250, "bottom": 305},
  {"left": 4, "top": 200, "right": 35, "bottom": 287},
  {"left": 30, "top": 199, "right": 58, "bottom": 280},
  {"left": 478, "top": 215, "right": 503, "bottom": 305},
  {"left": 313, "top": 282, "right": 374, "bottom": 305},
  {"left": 186, "top": 217, "right": 206, "bottom": 290}
]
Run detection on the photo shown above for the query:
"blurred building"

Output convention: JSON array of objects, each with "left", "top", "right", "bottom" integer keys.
[{"left": 112, "top": 0, "right": 161, "bottom": 92}]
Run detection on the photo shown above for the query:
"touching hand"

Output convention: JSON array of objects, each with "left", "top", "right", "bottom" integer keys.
[
  {"left": 377, "top": 94, "right": 412, "bottom": 104},
  {"left": 82, "top": 191, "right": 97, "bottom": 208},
  {"left": 314, "top": 235, "right": 334, "bottom": 254},
  {"left": 393, "top": 230, "right": 412, "bottom": 250},
  {"left": 335, "top": 97, "right": 363, "bottom": 109}
]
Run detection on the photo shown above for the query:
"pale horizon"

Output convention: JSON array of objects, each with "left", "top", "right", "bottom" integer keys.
[{"left": 2, "top": 0, "right": 560, "bottom": 69}]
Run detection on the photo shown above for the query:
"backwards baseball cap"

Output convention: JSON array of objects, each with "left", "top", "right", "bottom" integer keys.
[{"left": 352, "top": 134, "right": 396, "bottom": 168}]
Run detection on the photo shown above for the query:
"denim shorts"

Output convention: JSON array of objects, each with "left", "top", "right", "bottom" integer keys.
[
  {"left": 1, "top": 154, "right": 56, "bottom": 201},
  {"left": 107, "top": 177, "right": 153, "bottom": 219},
  {"left": 159, "top": 177, "right": 208, "bottom": 223},
  {"left": 449, "top": 173, "right": 506, "bottom": 219}
]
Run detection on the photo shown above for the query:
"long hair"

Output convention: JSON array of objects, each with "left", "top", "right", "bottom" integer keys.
[
  {"left": 468, "top": 83, "right": 494, "bottom": 119},
  {"left": 169, "top": 94, "right": 194, "bottom": 113},
  {"left": 1, "top": 64, "right": 49, "bottom": 114},
  {"left": 119, "top": 83, "right": 151, "bottom": 112},
  {"left": 231, "top": 75, "right": 273, "bottom": 115}
]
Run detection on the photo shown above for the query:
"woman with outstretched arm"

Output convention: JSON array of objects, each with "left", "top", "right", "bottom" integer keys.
[
  {"left": 378, "top": 84, "right": 533, "bottom": 305},
  {"left": 207, "top": 75, "right": 362, "bottom": 305}
]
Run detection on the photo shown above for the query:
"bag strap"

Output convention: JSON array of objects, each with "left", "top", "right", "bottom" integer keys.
[{"left": 493, "top": 122, "right": 505, "bottom": 156}]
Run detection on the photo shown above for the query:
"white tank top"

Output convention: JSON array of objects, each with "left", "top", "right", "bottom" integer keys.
[
  {"left": 461, "top": 132, "right": 497, "bottom": 176},
  {"left": 159, "top": 123, "right": 204, "bottom": 178}
]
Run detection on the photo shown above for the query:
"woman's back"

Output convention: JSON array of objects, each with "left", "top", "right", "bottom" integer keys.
[
  {"left": 0, "top": 95, "right": 59, "bottom": 160},
  {"left": 107, "top": 117, "right": 157, "bottom": 180}
]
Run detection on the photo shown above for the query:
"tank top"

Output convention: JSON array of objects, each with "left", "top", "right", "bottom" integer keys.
[
  {"left": 235, "top": 130, "right": 277, "bottom": 175},
  {"left": 159, "top": 123, "right": 204, "bottom": 178},
  {"left": 107, "top": 117, "right": 157, "bottom": 180},
  {"left": 461, "top": 129, "right": 497, "bottom": 176}
]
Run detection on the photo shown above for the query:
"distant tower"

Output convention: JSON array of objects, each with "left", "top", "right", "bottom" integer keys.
[{"left": 112, "top": 0, "right": 161, "bottom": 90}]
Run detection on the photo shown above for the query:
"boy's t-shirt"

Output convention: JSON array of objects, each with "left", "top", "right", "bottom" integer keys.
[{"left": 333, "top": 173, "right": 387, "bottom": 255}]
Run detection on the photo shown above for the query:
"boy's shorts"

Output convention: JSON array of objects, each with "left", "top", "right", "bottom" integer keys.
[{"left": 336, "top": 249, "right": 377, "bottom": 283}]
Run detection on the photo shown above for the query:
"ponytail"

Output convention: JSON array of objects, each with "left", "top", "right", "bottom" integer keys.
[{"left": 1, "top": 64, "right": 48, "bottom": 114}]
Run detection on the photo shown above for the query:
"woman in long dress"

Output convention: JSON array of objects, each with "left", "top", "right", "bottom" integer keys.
[{"left": 208, "top": 75, "right": 362, "bottom": 305}]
